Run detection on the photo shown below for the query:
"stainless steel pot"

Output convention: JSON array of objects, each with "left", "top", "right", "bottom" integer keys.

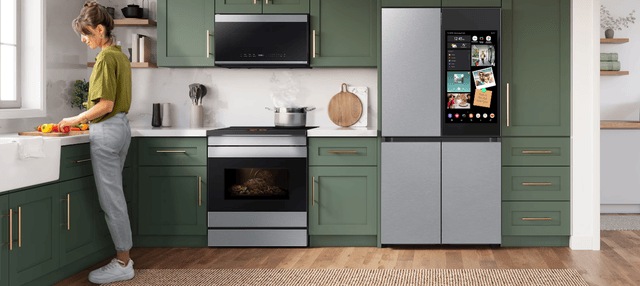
[{"left": 265, "top": 107, "right": 315, "bottom": 127}]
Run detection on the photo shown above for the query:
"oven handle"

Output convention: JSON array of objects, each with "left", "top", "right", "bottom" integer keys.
[{"left": 208, "top": 146, "right": 307, "bottom": 158}]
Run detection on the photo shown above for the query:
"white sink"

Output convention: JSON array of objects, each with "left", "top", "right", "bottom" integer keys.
[{"left": 0, "top": 136, "right": 61, "bottom": 193}]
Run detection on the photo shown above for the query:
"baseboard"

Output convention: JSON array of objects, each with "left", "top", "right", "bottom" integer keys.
[
  {"left": 570, "top": 235, "right": 600, "bottom": 250},
  {"left": 601, "top": 204, "right": 640, "bottom": 213}
]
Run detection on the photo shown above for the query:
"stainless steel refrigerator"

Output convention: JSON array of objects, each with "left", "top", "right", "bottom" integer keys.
[{"left": 381, "top": 8, "right": 501, "bottom": 245}]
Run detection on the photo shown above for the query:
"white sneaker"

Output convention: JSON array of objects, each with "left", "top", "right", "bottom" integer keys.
[{"left": 88, "top": 258, "right": 135, "bottom": 284}]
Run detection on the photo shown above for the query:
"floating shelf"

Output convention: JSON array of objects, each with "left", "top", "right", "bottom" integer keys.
[
  {"left": 600, "top": 38, "right": 629, "bottom": 44},
  {"left": 600, "top": 70, "right": 629, "bottom": 76},
  {"left": 87, "top": 62, "right": 157, "bottom": 68},
  {"left": 114, "top": 18, "right": 156, "bottom": 27}
]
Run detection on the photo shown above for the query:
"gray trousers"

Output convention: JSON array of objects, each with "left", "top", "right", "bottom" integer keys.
[{"left": 90, "top": 113, "right": 132, "bottom": 252}]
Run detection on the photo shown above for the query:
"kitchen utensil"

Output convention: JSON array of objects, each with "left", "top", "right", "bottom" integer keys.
[
  {"left": 121, "top": 5, "right": 143, "bottom": 18},
  {"left": 152, "top": 103, "right": 162, "bottom": 127},
  {"left": 328, "top": 83, "right": 363, "bottom": 127},
  {"left": 189, "top": 83, "right": 207, "bottom": 105},
  {"left": 265, "top": 107, "right": 315, "bottom": 127}
]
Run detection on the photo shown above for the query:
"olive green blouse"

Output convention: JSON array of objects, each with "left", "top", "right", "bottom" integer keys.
[{"left": 86, "top": 45, "right": 131, "bottom": 123}]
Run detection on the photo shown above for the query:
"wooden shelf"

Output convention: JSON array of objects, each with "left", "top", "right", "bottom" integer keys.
[
  {"left": 601, "top": 38, "right": 629, "bottom": 44},
  {"left": 600, "top": 70, "right": 629, "bottom": 76},
  {"left": 114, "top": 18, "right": 156, "bottom": 27},
  {"left": 87, "top": 62, "right": 157, "bottom": 68}
]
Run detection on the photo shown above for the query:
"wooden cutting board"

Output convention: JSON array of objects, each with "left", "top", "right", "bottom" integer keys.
[
  {"left": 18, "top": 130, "right": 89, "bottom": 136},
  {"left": 328, "top": 83, "right": 363, "bottom": 127}
]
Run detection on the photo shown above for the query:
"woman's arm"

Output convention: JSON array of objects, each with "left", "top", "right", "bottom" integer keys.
[{"left": 58, "top": 99, "right": 115, "bottom": 127}]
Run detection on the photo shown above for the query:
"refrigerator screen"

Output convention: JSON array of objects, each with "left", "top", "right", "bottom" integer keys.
[{"left": 444, "top": 30, "right": 498, "bottom": 124}]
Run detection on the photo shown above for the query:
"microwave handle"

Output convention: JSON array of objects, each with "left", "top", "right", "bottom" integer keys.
[
  {"left": 206, "top": 30, "right": 211, "bottom": 58},
  {"left": 312, "top": 30, "right": 317, "bottom": 58}
]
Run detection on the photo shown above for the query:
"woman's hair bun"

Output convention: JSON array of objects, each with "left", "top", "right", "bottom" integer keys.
[{"left": 83, "top": 1, "right": 100, "bottom": 8}]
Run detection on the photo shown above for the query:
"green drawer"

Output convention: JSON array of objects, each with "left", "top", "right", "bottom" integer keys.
[
  {"left": 309, "top": 138, "right": 378, "bottom": 166},
  {"left": 60, "top": 144, "right": 93, "bottom": 181},
  {"left": 138, "top": 138, "right": 207, "bottom": 166},
  {"left": 502, "top": 137, "right": 569, "bottom": 166},
  {"left": 502, "top": 167, "right": 570, "bottom": 201},
  {"left": 381, "top": 0, "right": 440, "bottom": 7},
  {"left": 502, "top": 201, "right": 569, "bottom": 236}
]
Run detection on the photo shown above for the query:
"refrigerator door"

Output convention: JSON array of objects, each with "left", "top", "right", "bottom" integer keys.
[
  {"left": 381, "top": 142, "right": 441, "bottom": 244},
  {"left": 382, "top": 8, "right": 441, "bottom": 137},
  {"left": 441, "top": 141, "right": 501, "bottom": 244}
]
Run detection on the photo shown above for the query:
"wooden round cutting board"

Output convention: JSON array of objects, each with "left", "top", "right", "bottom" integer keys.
[{"left": 328, "top": 83, "right": 363, "bottom": 127}]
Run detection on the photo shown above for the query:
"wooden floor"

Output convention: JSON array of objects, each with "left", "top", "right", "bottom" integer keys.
[{"left": 57, "top": 231, "right": 640, "bottom": 286}]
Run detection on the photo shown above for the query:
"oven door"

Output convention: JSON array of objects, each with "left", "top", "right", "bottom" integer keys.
[{"left": 208, "top": 157, "right": 307, "bottom": 212}]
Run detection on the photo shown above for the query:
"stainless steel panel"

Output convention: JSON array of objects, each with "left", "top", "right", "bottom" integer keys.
[
  {"left": 215, "top": 14, "right": 308, "bottom": 23},
  {"left": 381, "top": 142, "right": 441, "bottom": 244},
  {"left": 207, "top": 146, "right": 307, "bottom": 158},
  {"left": 208, "top": 229, "right": 308, "bottom": 247},
  {"left": 208, "top": 212, "right": 307, "bottom": 228},
  {"left": 382, "top": 8, "right": 441, "bottom": 137},
  {"left": 442, "top": 142, "right": 501, "bottom": 244},
  {"left": 208, "top": 135, "right": 306, "bottom": 146},
  {"left": 215, "top": 61, "right": 308, "bottom": 65}
]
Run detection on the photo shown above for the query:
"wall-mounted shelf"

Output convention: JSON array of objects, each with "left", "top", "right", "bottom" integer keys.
[
  {"left": 601, "top": 71, "right": 629, "bottom": 76},
  {"left": 600, "top": 38, "right": 629, "bottom": 44},
  {"left": 114, "top": 18, "right": 156, "bottom": 27},
  {"left": 87, "top": 62, "right": 157, "bottom": 68}
]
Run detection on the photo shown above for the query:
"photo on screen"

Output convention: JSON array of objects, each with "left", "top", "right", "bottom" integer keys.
[
  {"left": 471, "top": 45, "right": 495, "bottom": 67},
  {"left": 446, "top": 93, "right": 471, "bottom": 109},
  {"left": 472, "top": 67, "right": 496, "bottom": 89},
  {"left": 447, "top": 71, "right": 471, "bottom": 92}
]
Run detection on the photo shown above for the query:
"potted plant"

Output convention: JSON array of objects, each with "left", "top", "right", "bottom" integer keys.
[
  {"left": 70, "top": 79, "right": 89, "bottom": 110},
  {"left": 601, "top": 5, "right": 636, "bottom": 38}
]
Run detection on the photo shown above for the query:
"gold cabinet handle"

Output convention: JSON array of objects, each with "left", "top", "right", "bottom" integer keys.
[
  {"left": 521, "top": 150, "right": 553, "bottom": 155},
  {"left": 198, "top": 176, "right": 202, "bottom": 207},
  {"left": 18, "top": 207, "right": 21, "bottom": 248},
  {"left": 328, "top": 150, "right": 358, "bottom": 154},
  {"left": 67, "top": 193, "right": 71, "bottom": 231},
  {"left": 506, "top": 82, "right": 510, "bottom": 127},
  {"left": 312, "top": 30, "right": 317, "bottom": 58},
  {"left": 74, "top": 158, "right": 91, "bottom": 164},
  {"left": 253, "top": 0, "right": 257, "bottom": 4},
  {"left": 265, "top": 0, "right": 269, "bottom": 3},
  {"left": 522, "top": 182, "right": 553, "bottom": 186},
  {"left": 156, "top": 150, "right": 187, "bottom": 153},
  {"left": 311, "top": 176, "right": 316, "bottom": 207},
  {"left": 521, "top": 217, "right": 553, "bottom": 221},
  {"left": 8, "top": 209, "right": 12, "bottom": 251},
  {"left": 206, "top": 30, "right": 211, "bottom": 58}
]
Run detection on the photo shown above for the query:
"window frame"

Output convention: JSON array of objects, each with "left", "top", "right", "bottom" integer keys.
[{"left": 0, "top": 0, "right": 21, "bottom": 108}]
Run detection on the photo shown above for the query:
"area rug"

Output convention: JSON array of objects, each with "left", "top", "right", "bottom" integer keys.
[
  {"left": 103, "top": 268, "right": 588, "bottom": 286},
  {"left": 601, "top": 215, "right": 640, "bottom": 230}
]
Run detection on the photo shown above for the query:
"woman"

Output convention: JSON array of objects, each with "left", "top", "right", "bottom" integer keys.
[{"left": 59, "top": 1, "right": 134, "bottom": 284}]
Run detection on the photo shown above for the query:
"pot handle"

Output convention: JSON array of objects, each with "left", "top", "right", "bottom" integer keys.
[{"left": 305, "top": 107, "right": 316, "bottom": 112}]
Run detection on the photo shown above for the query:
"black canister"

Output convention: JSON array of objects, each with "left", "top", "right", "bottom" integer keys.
[{"left": 152, "top": 103, "right": 162, "bottom": 127}]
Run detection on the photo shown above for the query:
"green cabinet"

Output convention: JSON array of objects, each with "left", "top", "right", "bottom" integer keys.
[
  {"left": 0, "top": 195, "right": 7, "bottom": 286},
  {"left": 310, "top": 0, "right": 377, "bottom": 67},
  {"left": 215, "top": 0, "right": 309, "bottom": 13},
  {"left": 501, "top": 0, "right": 570, "bottom": 136},
  {"left": 308, "top": 138, "right": 378, "bottom": 246},
  {"left": 8, "top": 184, "right": 60, "bottom": 286},
  {"left": 157, "top": 0, "right": 215, "bottom": 67}
]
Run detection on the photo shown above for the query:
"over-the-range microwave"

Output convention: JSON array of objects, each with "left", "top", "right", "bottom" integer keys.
[{"left": 214, "top": 14, "right": 310, "bottom": 68}]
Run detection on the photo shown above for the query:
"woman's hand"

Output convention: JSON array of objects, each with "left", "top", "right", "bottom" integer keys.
[{"left": 58, "top": 115, "right": 83, "bottom": 128}]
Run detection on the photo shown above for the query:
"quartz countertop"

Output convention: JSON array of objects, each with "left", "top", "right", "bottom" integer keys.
[{"left": 307, "top": 126, "right": 379, "bottom": 137}]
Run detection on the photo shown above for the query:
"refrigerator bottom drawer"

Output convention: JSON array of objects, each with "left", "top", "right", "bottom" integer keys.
[{"left": 208, "top": 229, "right": 308, "bottom": 247}]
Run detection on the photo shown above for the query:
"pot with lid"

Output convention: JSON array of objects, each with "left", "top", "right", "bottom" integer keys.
[{"left": 265, "top": 107, "right": 315, "bottom": 127}]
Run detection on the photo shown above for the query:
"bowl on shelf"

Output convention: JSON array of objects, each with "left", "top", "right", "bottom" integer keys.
[{"left": 121, "top": 5, "right": 143, "bottom": 18}]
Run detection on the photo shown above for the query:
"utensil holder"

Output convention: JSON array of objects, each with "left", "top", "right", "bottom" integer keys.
[{"left": 190, "top": 105, "right": 203, "bottom": 128}]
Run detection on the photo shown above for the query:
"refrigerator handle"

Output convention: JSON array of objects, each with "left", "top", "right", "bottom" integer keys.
[{"left": 506, "top": 83, "right": 511, "bottom": 127}]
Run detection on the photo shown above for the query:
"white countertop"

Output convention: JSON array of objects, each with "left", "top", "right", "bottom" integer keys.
[{"left": 307, "top": 126, "right": 379, "bottom": 137}]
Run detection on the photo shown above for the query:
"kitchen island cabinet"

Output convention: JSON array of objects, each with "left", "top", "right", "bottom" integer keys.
[
  {"left": 215, "top": 0, "right": 309, "bottom": 14},
  {"left": 157, "top": 0, "right": 215, "bottom": 67},
  {"left": 308, "top": 137, "right": 378, "bottom": 246}
]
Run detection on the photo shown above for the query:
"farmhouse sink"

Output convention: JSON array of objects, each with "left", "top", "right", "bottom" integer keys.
[{"left": 0, "top": 136, "right": 61, "bottom": 193}]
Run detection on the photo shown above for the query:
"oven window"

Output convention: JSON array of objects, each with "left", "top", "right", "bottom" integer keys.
[{"left": 225, "top": 168, "right": 289, "bottom": 199}]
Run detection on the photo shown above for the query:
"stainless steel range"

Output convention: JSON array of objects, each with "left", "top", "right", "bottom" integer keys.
[{"left": 206, "top": 127, "right": 314, "bottom": 247}]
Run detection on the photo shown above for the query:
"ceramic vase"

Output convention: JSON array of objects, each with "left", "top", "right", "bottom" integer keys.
[{"left": 605, "top": 29, "right": 614, "bottom": 39}]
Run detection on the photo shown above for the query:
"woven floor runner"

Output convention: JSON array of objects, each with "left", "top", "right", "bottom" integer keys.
[{"left": 104, "top": 268, "right": 588, "bottom": 286}]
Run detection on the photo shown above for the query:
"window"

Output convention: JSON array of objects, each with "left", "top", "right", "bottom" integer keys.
[{"left": 0, "top": 0, "right": 19, "bottom": 108}]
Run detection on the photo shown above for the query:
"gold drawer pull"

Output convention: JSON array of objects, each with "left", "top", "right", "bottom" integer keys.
[
  {"left": 521, "top": 150, "right": 553, "bottom": 155},
  {"left": 74, "top": 158, "right": 91, "bottom": 164},
  {"left": 328, "top": 150, "right": 358, "bottom": 154},
  {"left": 198, "top": 176, "right": 202, "bottom": 207},
  {"left": 311, "top": 176, "right": 316, "bottom": 207},
  {"left": 6, "top": 209, "right": 12, "bottom": 251},
  {"left": 522, "top": 182, "right": 553, "bottom": 186},
  {"left": 18, "top": 207, "right": 21, "bottom": 248},
  {"left": 156, "top": 150, "right": 187, "bottom": 154},
  {"left": 521, "top": 217, "right": 553, "bottom": 221}
]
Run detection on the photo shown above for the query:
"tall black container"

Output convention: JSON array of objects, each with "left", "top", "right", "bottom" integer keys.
[{"left": 152, "top": 103, "right": 162, "bottom": 127}]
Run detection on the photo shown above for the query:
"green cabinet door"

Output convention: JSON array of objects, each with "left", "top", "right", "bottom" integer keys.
[
  {"left": 138, "top": 167, "right": 207, "bottom": 236},
  {"left": 9, "top": 184, "right": 60, "bottom": 286},
  {"left": 0, "top": 195, "right": 7, "bottom": 286},
  {"left": 442, "top": 0, "right": 501, "bottom": 7},
  {"left": 501, "top": 0, "right": 570, "bottom": 136},
  {"left": 216, "top": 0, "right": 308, "bottom": 13},
  {"left": 59, "top": 176, "right": 99, "bottom": 267},
  {"left": 309, "top": 166, "right": 377, "bottom": 235},
  {"left": 158, "top": 0, "right": 215, "bottom": 67},
  {"left": 310, "top": 0, "right": 377, "bottom": 67}
]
